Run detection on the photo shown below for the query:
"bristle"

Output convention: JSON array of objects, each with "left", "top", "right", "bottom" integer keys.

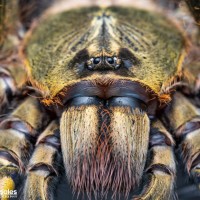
[
  {"left": 60, "top": 106, "right": 150, "bottom": 199},
  {"left": 109, "top": 107, "right": 150, "bottom": 199}
]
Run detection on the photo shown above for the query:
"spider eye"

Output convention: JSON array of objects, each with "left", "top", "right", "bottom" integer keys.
[
  {"left": 86, "top": 57, "right": 101, "bottom": 70},
  {"left": 105, "top": 56, "right": 121, "bottom": 69},
  {"left": 86, "top": 56, "right": 121, "bottom": 70},
  {"left": 93, "top": 57, "right": 101, "bottom": 65},
  {"left": 106, "top": 57, "right": 115, "bottom": 65}
]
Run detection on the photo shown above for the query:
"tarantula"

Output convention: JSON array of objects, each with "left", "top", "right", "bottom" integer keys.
[{"left": 0, "top": 0, "right": 200, "bottom": 199}]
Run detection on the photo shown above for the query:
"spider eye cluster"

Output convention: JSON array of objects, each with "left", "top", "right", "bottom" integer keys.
[{"left": 86, "top": 56, "right": 121, "bottom": 70}]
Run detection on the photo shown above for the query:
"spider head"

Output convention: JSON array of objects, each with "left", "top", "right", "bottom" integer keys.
[{"left": 21, "top": 6, "right": 187, "bottom": 107}]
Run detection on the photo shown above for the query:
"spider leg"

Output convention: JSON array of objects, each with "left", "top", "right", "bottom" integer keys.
[
  {"left": 182, "top": 46, "right": 200, "bottom": 97},
  {"left": 0, "top": 0, "right": 28, "bottom": 112},
  {"left": 184, "top": 0, "right": 200, "bottom": 44},
  {"left": 0, "top": 0, "right": 18, "bottom": 48},
  {"left": 18, "top": 0, "right": 54, "bottom": 30},
  {"left": 0, "top": 0, "right": 20, "bottom": 56},
  {"left": 0, "top": 64, "right": 27, "bottom": 112},
  {"left": 133, "top": 120, "right": 176, "bottom": 200},
  {"left": 23, "top": 120, "right": 61, "bottom": 200},
  {"left": 162, "top": 92, "right": 200, "bottom": 188},
  {"left": 184, "top": 0, "right": 200, "bottom": 26},
  {"left": 0, "top": 97, "right": 50, "bottom": 198},
  {"left": 151, "top": 0, "right": 180, "bottom": 10},
  {"left": 0, "top": 0, "right": 6, "bottom": 47}
]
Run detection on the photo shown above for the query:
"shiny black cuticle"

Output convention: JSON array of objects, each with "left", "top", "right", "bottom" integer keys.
[{"left": 66, "top": 96, "right": 147, "bottom": 111}]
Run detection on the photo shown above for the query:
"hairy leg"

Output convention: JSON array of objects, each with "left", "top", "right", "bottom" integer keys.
[
  {"left": 23, "top": 120, "right": 61, "bottom": 200},
  {"left": 133, "top": 120, "right": 176, "bottom": 200},
  {"left": 162, "top": 92, "right": 200, "bottom": 188},
  {"left": 185, "top": 0, "right": 200, "bottom": 45},
  {"left": 0, "top": 97, "right": 50, "bottom": 198}
]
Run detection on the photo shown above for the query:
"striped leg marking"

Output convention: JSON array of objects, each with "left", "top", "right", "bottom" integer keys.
[
  {"left": 133, "top": 120, "right": 175, "bottom": 200},
  {"left": 163, "top": 92, "right": 200, "bottom": 188},
  {"left": 0, "top": 97, "right": 50, "bottom": 196},
  {"left": 23, "top": 120, "right": 61, "bottom": 200}
]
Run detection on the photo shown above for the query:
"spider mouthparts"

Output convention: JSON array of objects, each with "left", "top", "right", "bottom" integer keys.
[
  {"left": 60, "top": 103, "right": 150, "bottom": 198},
  {"left": 107, "top": 96, "right": 147, "bottom": 110},
  {"left": 67, "top": 96, "right": 147, "bottom": 111},
  {"left": 59, "top": 80, "right": 157, "bottom": 116}
]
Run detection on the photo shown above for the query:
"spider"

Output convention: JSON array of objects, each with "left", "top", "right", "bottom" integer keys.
[{"left": 0, "top": 0, "right": 200, "bottom": 199}]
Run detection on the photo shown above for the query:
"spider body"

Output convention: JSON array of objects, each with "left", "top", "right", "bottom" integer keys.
[{"left": 0, "top": 0, "right": 200, "bottom": 200}]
